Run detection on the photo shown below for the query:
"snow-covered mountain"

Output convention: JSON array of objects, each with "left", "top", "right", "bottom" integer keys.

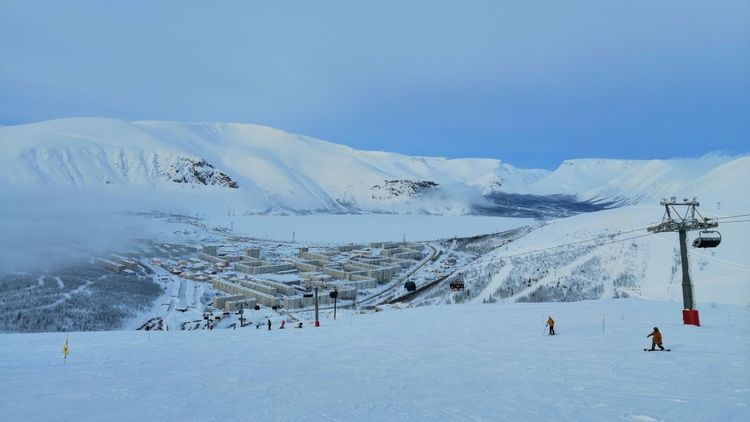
[
  {"left": 0, "top": 118, "right": 747, "bottom": 215},
  {"left": 0, "top": 118, "right": 542, "bottom": 215},
  {"left": 524, "top": 155, "right": 749, "bottom": 204}
]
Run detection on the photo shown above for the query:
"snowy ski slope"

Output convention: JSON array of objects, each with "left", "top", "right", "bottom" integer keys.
[{"left": 0, "top": 299, "right": 748, "bottom": 421}]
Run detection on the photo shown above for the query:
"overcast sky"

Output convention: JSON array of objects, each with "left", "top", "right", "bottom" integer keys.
[{"left": 1, "top": 1, "right": 748, "bottom": 169}]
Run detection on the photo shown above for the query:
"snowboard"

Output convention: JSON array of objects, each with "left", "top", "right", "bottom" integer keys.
[{"left": 644, "top": 348, "right": 671, "bottom": 352}]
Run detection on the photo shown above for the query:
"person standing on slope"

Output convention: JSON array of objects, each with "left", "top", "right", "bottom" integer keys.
[
  {"left": 267, "top": 318, "right": 272, "bottom": 331},
  {"left": 647, "top": 327, "right": 665, "bottom": 351},
  {"left": 546, "top": 316, "right": 555, "bottom": 335}
]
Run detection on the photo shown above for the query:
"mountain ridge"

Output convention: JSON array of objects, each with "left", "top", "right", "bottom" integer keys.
[{"left": 1, "top": 118, "right": 746, "bottom": 216}]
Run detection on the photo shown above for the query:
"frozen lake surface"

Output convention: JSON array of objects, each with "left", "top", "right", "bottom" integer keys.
[{"left": 204, "top": 214, "right": 536, "bottom": 243}]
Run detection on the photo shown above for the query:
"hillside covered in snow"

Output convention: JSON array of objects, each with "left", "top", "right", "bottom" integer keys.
[
  {"left": 1, "top": 118, "right": 746, "bottom": 216},
  {"left": 410, "top": 203, "right": 750, "bottom": 308},
  {"left": 0, "top": 117, "right": 748, "bottom": 333},
  {"left": 1, "top": 300, "right": 748, "bottom": 421}
]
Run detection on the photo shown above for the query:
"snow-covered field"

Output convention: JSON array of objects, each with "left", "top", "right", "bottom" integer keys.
[{"left": 1, "top": 299, "right": 748, "bottom": 422}]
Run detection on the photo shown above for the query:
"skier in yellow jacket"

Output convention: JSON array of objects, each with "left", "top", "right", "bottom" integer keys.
[{"left": 546, "top": 316, "right": 555, "bottom": 335}]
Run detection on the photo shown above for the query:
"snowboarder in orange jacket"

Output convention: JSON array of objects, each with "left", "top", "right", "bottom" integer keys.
[{"left": 647, "top": 327, "right": 664, "bottom": 351}]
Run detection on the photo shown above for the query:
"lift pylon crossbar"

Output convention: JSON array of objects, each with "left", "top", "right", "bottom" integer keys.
[{"left": 647, "top": 198, "right": 718, "bottom": 234}]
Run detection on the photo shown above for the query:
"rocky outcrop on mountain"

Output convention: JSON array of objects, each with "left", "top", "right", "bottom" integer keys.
[
  {"left": 167, "top": 158, "right": 238, "bottom": 188},
  {"left": 370, "top": 180, "right": 439, "bottom": 200}
]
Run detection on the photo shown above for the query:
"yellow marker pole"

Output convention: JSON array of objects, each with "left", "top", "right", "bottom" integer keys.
[{"left": 63, "top": 335, "right": 69, "bottom": 363}]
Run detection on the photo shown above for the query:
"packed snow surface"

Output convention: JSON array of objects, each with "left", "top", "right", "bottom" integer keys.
[{"left": 1, "top": 299, "right": 748, "bottom": 421}]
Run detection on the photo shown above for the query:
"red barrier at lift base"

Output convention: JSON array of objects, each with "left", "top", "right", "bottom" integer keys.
[{"left": 683, "top": 309, "right": 700, "bottom": 326}]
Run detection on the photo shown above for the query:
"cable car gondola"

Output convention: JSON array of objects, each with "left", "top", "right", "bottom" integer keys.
[
  {"left": 449, "top": 282, "right": 465, "bottom": 291},
  {"left": 404, "top": 281, "right": 417, "bottom": 292},
  {"left": 692, "top": 230, "right": 721, "bottom": 248}
]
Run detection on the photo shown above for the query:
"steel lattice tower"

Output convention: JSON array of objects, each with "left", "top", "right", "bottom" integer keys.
[{"left": 647, "top": 197, "right": 719, "bottom": 326}]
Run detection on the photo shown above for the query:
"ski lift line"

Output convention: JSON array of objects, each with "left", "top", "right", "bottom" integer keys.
[
  {"left": 636, "top": 271, "right": 750, "bottom": 290},
  {"left": 500, "top": 232, "right": 654, "bottom": 261},
  {"left": 717, "top": 213, "right": 750, "bottom": 220},
  {"left": 634, "top": 284, "right": 697, "bottom": 293},
  {"left": 499, "top": 232, "right": 657, "bottom": 260},
  {"left": 700, "top": 271, "right": 750, "bottom": 280},
  {"left": 650, "top": 235, "right": 750, "bottom": 270},
  {"left": 500, "top": 225, "right": 652, "bottom": 256},
  {"left": 495, "top": 222, "right": 660, "bottom": 260},
  {"left": 634, "top": 283, "right": 689, "bottom": 292},
  {"left": 688, "top": 253, "right": 750, "bottom": 271},
  {"left": 491, "top": 215, "right": 747, "bottom": 271}
]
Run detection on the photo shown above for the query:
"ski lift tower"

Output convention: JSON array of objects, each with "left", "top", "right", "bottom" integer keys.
[{"left": 647, "top": 197, "right": 719, "bottom": 326}]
